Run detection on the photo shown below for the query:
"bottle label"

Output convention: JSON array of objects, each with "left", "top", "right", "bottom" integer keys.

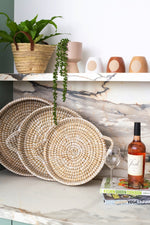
[{"left": 128, "top": 154, "right": 143, "bottom": 176}]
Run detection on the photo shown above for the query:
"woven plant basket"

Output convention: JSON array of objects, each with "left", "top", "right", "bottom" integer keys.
[
  {"left": 11, "top": 31, "right": 56, "bottom": 74},
  {"left": 0, "top": 97, "right": 51, "bottom": 176},
  {"left": 44, "top": 117, "right": 113, "bottom": 186}
]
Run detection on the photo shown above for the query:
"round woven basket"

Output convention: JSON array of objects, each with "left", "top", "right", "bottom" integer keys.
[
  {"left": 11, "top": 31, "right": 56, "bottom": 74},
  {"left": 44, "top": 118, "right": 113, "bottom": 186},
  {"left": 17, "top": 106, "right": 82, "bottom": 181},
  {"left": 0, "top": 97, "right": 51, "bottom": 176}
]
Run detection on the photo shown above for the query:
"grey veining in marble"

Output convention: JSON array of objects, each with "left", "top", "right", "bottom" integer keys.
[
  {"left": 13, "top": 81, "right": 150, "bottom": 146},
  {"left": 1, "top": 72, "right": 150, "bottom": 81},
  {"left": 13, "top": 80, "right": 150, "bottom": 177},
  {"left": 0, "top": 73, "right": 117, "bottom": 81}
]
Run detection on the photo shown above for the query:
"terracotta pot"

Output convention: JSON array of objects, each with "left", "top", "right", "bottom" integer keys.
[
  {"left": 129, "top": 56, "right": 148, "bottom": 73},
  {"left": 107, "top": 57, "right": 125, "bottom": 73},
  {"left": 67, "top": 42, "right": 82, "bottom": 73},
  {"left": 85, "top": 57, "right": 103, "bottom": 73}
]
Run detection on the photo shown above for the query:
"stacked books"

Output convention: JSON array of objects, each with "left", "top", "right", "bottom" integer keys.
[{"left": 100, "top": 177, "right": 150, "bottom": 205}]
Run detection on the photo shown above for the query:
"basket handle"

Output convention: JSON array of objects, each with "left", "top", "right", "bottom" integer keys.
[
  {"left": 102, "top": 135, "right": 114, "bottom": 150},
  {"left": 32, "top": 126, "right": 55, "bottom": 164},
  {"left": 6, "top": 130, "right": 20, "bottom": 153},
  {"left": 6, "top": 129, "right": 47, "bottom": 165},
  {"left": 13, "top": 31, "right": 34, "bottom": 51},
  {"left": 33, "top": 140, "right": 47, "bottom": 164},
  {"left": 6, "top": 130, "right": 47, "bottom": 165}
]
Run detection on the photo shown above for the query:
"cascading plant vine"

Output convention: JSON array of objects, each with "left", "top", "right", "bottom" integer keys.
[{"left": 53, "top": 38, "right": 70, "bottom": 125}]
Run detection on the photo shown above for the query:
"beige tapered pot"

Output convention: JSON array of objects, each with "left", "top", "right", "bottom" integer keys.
[{"left": 67, "top": 42, "right": 82, "bottom": 73}]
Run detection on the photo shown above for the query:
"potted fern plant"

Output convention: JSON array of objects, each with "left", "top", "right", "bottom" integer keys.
[{"left": 0, "top": 12, "right": 63, "bottom": 74}]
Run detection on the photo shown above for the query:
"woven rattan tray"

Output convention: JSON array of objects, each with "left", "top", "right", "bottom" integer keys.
[
  {"left": 0, "top": 97, "right": 51, "bottom": 176},
  {"left": 17, "top": 106, "right": 81, "bottom": 180},
  {"left": 44, "top": 118, "right": 113, "bottom": 186}
]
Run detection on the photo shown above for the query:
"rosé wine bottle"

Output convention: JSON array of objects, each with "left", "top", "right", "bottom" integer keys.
[{"left": 128, "top": 122, "right": 146, "bottom": 189}]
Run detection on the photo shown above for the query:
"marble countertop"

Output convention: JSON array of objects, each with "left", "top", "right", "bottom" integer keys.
[
  {"left": 0, "top": 170, "right": 150, "bottom": 225},
  {"left": 1, "top": 73, "right": 150, "bottom": 82}
]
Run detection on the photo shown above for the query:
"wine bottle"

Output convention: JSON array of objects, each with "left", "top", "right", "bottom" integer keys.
[{"left": 128, "top": 122, "right": 146, "bottom": 189}]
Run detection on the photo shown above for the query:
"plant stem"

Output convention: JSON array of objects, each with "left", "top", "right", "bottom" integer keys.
[{"left": 53, "top": 38, "right": 69, "bottom": 125}]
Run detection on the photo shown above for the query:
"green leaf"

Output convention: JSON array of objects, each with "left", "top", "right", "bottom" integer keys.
[
  {"left": 18, "top": 22, "right": 30, "bottom": 32},
  {"left": 18, "top": 17, "right": 37, "bottom": 32},
  {"left": 51, "top": 16, "right": 63, "bottom": 21},
  {"left": 35, "top": 16, "right": 62, "bottom": 35},
  {"left": 40, "top": 32, "right": 63, "bottom": 42},
  {"left": 30, "top": 30, "right": 37, "bottom": 40},
  {"left": 34, "top": 34, "right": 43, "bottom": 43},
  {"left": 0, "top": 12, "right": 10, "bottom": 20},
  {"left": 0, "top": 12, "right": 19, "bottom": 36},
  {"left": 0, "top": 30, "right": 13, "bottom": 42},
  {"left": 0, "top": 39, "right": 8, "bottom": 43},
  {"left": 7, "top": 21, "right": 18, "bottom": 36},
  {"left": 30, "top": 14, "right": 38, "bottom": 26},
  {"left": 34, "top": 20, "right": 52, "bottom": 35}
]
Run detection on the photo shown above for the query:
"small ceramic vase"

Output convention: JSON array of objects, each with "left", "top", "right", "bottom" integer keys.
[
  {"left": 129, "top": 56, "right": 148, "bottom": 73},
  {"left": 107, "top": 57, "right": 125, "bottom": 73},
  {"left": 67, "top": 42, "right": 82, "bottom": 73},
  {"left": 85, "top": 57, "right": 103, "bottom": 73}
]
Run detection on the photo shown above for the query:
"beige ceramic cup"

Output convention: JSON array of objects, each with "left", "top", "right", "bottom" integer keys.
[
  {"left": 129, "top": 56, "right": 148, "bottom": 73},
  {"left": 67, "top": 42, "right": 82, "bottom": 73}
]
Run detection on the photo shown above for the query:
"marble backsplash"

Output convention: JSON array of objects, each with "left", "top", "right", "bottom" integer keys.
[{"left": 13, "top": 81, "right": 150, "bottom": 178}]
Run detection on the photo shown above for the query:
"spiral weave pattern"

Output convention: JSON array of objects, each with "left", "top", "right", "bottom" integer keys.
[
  {"left": 44, "top": 118, "right": 106, "bottom": 185},
  {"left": 18, "top": 106, "right": 81, "bottom": 180}
]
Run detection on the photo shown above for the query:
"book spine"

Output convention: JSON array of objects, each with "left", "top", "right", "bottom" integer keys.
[
  {"left": 104, "top": 199, "right": 150, "bottom": 205},
  {"left": 104, "top": 199, "right": 128, "bottom": 205},
  {"left": 100, "top": 188, "right": 150, "bottom": 196},
  {"left": 128, "top": 199, "right": 150, "bottom": 205}
]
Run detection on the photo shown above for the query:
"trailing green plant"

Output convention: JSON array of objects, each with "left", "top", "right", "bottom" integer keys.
[
  {"left": 53, "top": 38, "right": 69, "bottom": 125},
  {"left": 0, "top": 12, "right": 63, "bottom": 45}
]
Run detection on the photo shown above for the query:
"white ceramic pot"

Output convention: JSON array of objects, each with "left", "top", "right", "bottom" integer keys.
[{"left": 85, "top": 57, "right": 103, "bottom": 73}]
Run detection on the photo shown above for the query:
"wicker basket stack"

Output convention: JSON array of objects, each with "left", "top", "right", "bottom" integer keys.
[{"left": 0, "top": 97, "right": 113, "bottom": 186}]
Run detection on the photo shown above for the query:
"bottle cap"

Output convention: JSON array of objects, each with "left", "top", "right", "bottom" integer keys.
[{"left": 134, "top": 122, "right": 141, "bottom": 136}]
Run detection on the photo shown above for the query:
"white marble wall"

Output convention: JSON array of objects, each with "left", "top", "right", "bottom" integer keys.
[{"left": 13, "top": 81, "right": 150, "bottom": 177}]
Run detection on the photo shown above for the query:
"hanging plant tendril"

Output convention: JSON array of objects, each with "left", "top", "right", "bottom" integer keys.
[{"left": 53, "top": 38, "right": 69, "bottom": 125}]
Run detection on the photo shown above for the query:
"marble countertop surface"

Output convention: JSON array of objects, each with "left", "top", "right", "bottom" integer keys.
[
  {"left": 1, "top": 73, "right": 150, "bottom": 82},
  {"left": 0, "top": 170, "right": 150, "bottom": 225}
]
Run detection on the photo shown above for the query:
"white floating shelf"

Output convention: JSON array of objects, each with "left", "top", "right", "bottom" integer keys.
[{"left": 1, "top": 73, "right": 150, "bottom": 82}]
